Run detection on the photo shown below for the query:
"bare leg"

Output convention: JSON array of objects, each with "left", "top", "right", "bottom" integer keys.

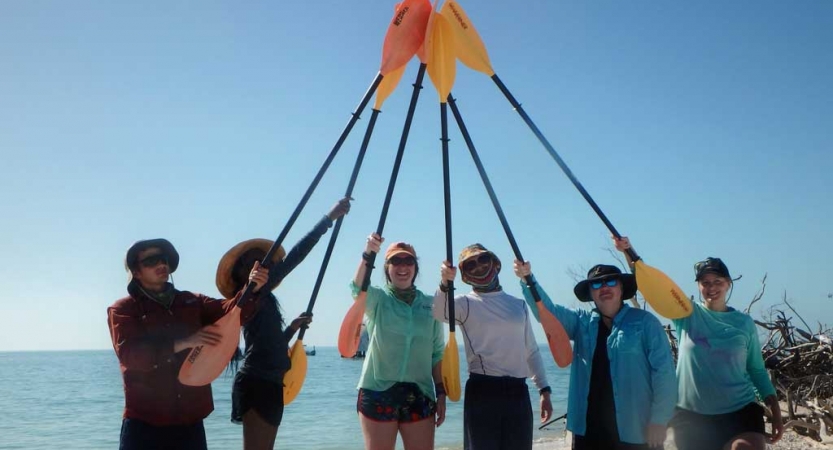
[
  {"left": 242, "top": 409, "right": 278, "bottom": 450},
  {"left": 359, "top": 413, "right": 399, "bottom": 450},
  {"left": 725, "top": 432, "right": 766, "bottom": 450},
  {"left": 399, "top": 417, "right": 435, "bottom": 450}
]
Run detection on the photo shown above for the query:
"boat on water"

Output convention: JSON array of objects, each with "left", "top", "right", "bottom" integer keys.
[
  {"left": 304, "top": 345, "right": 316, "bottom": 356},
  {"left": 351, "top": 324, "right": 369, "bottom": 359}
]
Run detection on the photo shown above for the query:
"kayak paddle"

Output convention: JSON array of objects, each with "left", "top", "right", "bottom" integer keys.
[
  {"left": 425, "top": 11, "right": 462, "bottom": 401},
  {"left": 440, "top": 0, "right": 691, "bottom": 319}
]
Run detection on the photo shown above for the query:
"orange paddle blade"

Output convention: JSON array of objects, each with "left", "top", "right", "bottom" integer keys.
[
  {"left": 441, "top": 331, "right": 462, "bottom": 401},
  {"left": 374, "top": 64, "right": 407, "bottom": 109},
  {"left": 536, "top": 302, "right": 573, "bottom": 368},
  {"left": 633, "top": 260, "right": 692, "bottom": 319},
  {"left": 338, "top": 293, "right": 367, "bottom": 358},
  {"left": 283, "top": 339, "right": 308, "bottom": 405},
  {"left": 178, "top": 307, "right": 242, "bottom": 386},
  {"left": 426, "top": 13, "right": 457, "bottom": 103},
  {"left": 380, "top": 0, "right": 433, "bottom": 75},
  {"left": 440, "top": 0, "right": 495, "bottom": 76}
]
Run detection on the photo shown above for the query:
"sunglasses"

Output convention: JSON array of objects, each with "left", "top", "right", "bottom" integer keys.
[
  {"left": 590, "top": 278, "right": 618, "bottom": 290},
  {"left": 462, "top": 253, "right": 492, "bottom": 272},
  {"left": 388, "top": 255, "right": 416, "bottom": 267},
  {"left": 139, "top": 254, "right": 168, "bottom": 268}
]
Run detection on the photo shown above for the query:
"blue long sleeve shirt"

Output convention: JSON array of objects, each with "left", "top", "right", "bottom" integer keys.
[
  {"left": 521, "top": 277, "right": 677, "bottom": 444},
  {"left": 673, "top": 302, "right": 776, "bottom": 414}
]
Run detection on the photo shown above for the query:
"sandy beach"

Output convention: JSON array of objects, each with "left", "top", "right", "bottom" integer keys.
[{"left": 531, "top": 430, "right": 832, "bottom": 450}]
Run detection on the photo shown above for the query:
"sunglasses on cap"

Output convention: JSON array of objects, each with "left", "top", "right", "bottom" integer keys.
[
  {"left": 462, "top": 253, "right": 492, "bottom": 272},
  {"left": 590, "top": 278, "right": 619, "bottom": 290},
  {"left": 139, "top": 254, "right": 169, "bottom": 268},
  {"left": 388, "top": 255, "right": 416, "bottom": 267}
]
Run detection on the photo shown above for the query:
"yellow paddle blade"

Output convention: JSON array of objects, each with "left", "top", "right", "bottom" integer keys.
[
  {"left": 536, "top": 302, "right": 573, "bottom": 368},
  {"left": 178, "top": 307, "right": 242, "bottom": 386},
  {"left": 283, "top": 339, "right": 308, "bottom": 405},
  {"left": 440, "top": 0, "right": 495, "bottom": 76},
  {"left": 380, "top": 0, "right": 433, "bottom": 75},
  {"left": 633, "top": 260, "right": 693, "bottom": 319},
  {"left": 441, "top": 331, "right": 462, "bottom": 402},
  {"left": 338, "top": 293, "right": 367, "bottom": 358},
  {"left": 374, "top": 63, "right": 407, "bottom": 109},
  {"left": 426, "top": 13, "right": 457, "bottom": 103}
]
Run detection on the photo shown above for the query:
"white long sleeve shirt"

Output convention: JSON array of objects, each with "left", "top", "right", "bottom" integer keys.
[{"left": 433, "top": 289, "right": 549, "bottom": 390}]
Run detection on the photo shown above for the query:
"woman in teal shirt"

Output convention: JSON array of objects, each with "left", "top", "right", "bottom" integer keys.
[
  {"left": 515, "top": 260, "right": 676, "bottom": 449},
  {"left": 614, "top": 237, "right": 784, "bottom": 450},
  {"left": 351, "top": 233, "right": 445, "bottom": 450}
]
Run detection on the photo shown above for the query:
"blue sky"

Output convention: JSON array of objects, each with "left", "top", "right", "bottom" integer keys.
[{"left": 1, "top": 0, "right": 831, "bottom": 351}]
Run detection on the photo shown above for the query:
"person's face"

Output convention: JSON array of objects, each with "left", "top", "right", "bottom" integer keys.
[
  {"left": 233, "top": 249, "right": 266, "bottom": 290},
  {"left": 386, "top": 253, "right": 416, "bottom": 290},
  {"left": 461, "top": 253, "right": 493, "bottom": 278},
  {"left": 590, "top": 276, "right": 623, "bottom": 316},
  {"left": 698, "top": 273, "right": 731, "bottom": 304},
  {"left": 132, "top": 247, "right": 170, "bottom": 288}
]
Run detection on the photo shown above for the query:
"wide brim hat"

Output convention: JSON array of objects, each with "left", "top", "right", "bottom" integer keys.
[
  {"left": 216, "top": 238, "right": 286, "bottom": 298},
  {"left": 125, "top": 238, "right": 180, "bottom": 273},
  {"left": 458, "top": 243, "right": 501, "bottom": 268},
  {"left": 573, "top": 264, "right": 637, "bottom": 302}
]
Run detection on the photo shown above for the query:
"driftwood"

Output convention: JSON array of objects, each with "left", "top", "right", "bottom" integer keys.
[{"left": 758, "top": 302, "right": 833, "bottom": 442}]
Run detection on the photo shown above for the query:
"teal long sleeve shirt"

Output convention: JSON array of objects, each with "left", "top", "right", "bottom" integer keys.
[
  {"left": 521, "top": 277, "right": 677, "bottom": 444},
  {"left": 350, "top": 281, "right": 444, "bottom": 400},
  {"left": 673, "top": 302, "right": 776, "bottom": 414}
]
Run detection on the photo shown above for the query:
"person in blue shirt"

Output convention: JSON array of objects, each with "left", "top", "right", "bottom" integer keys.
[
  {"left": 613, "top": 237, "right": 784, "bottom": 450},
  {"left": 514, "top": 260, "right": 676, "bottom": 450}
]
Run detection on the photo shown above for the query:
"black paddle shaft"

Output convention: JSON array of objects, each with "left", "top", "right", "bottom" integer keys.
[
  {"left": 297, "top": 109, "right": 382, "bottom": 341},
  {"left": 236, "top": 74, "right": 384, "bottom": 308},
  {"left": 490, "top": 74, "right": 641, "bottom": 263},
  {"left": 447, "top": 95, "right": 544, "bottom": 303},
  {"left": 361, "top": 64, "right": 428, "bottom": 291},
  {"left": 440, "top": 102, "right": 456, "bottom": 332}
]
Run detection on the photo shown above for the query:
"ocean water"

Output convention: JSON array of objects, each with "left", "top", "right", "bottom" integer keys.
[{"left": 0, "top": 347, "right": 570, "bottom": 449}]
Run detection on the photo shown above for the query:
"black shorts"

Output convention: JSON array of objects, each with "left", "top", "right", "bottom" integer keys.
[
  {"left": 670, "top": 402, "right": 765, "bottom": 450},
  {"left": 231, "top": 371, "right": 285, "bottom": 428}
]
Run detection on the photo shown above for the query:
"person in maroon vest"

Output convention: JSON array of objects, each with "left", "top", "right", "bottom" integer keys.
[{"left": 108, "top": 238, "right": 269, "bottom": 450}]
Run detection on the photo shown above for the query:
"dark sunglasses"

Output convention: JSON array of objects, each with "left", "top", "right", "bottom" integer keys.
[
  {"left": 590, "top": 278, "right": 618, "bottom": 290},
  {"left": 139, "top": 254, "right": 168, "bottom": 268},
  {"left": 462, "top": 253, "right": 492, "bottom": 272},
  {"left": 388, "top": 255, "right": 416, "bottom": 267}
]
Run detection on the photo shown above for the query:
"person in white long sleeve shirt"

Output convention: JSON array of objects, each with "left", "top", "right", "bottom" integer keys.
[{"left": 433, "top": 243, "right": 552, "bottom": 450}]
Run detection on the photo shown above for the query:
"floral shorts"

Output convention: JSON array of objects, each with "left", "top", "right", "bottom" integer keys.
[{"left": 357, "top": 382, "right": 436, "bottom": 423}]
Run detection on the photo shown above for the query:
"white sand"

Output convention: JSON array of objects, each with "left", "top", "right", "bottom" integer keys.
[{"left": 531, "top": 430, "right": 832, "bottom": 449}]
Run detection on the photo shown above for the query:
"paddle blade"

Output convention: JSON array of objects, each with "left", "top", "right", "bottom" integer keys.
[
  {"left": 178, "top": 307, "right": 242, "bottom": 386},
  {"left": 536, "top": 302, "right": 573, "bottom": 368},
  {"left": 441, "top": 331, "right": 462, "bottom": 402},
  {"left": 633, "top": 260, "right": 692, "bottom": 319},
  {"left": 374, "top": 64, "right": 407, "bottom": 109},
  {"left": 426, "top": 13, "right": 457, "bottom": 102},
  {"left": 338, "top": 294, "right": 367, "bottom": 358},
  {"left": 380, "top": 0, "right": 433, "bottom": 75},
  {"left": 440, "top": 0, "right": 495, "bottom": 76},
  {"left": 283, "top": 339, "right": 308, "bottom": 405}
]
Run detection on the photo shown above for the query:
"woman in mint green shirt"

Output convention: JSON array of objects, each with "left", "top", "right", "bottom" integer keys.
[
  {"left": 614, "top": 237, "right": 784, "bottom": 450},
  {"left": 351, "top": 233, "right": 445, "bottom": 450}
]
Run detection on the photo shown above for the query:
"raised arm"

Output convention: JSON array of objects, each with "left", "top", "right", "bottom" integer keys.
[
  {"left": 353, "top": 232, "right": 382, "bottom": 288},
  {"left": 432, "top": 260, "right": 467, "bottom": 325},
  {"left": 514, "top": 260, "right": 580, "bottom": 339}
]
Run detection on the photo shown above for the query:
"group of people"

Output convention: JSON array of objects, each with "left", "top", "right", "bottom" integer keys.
[{"left": 108, "top": 196, "right": 784, "bottom": 450}]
